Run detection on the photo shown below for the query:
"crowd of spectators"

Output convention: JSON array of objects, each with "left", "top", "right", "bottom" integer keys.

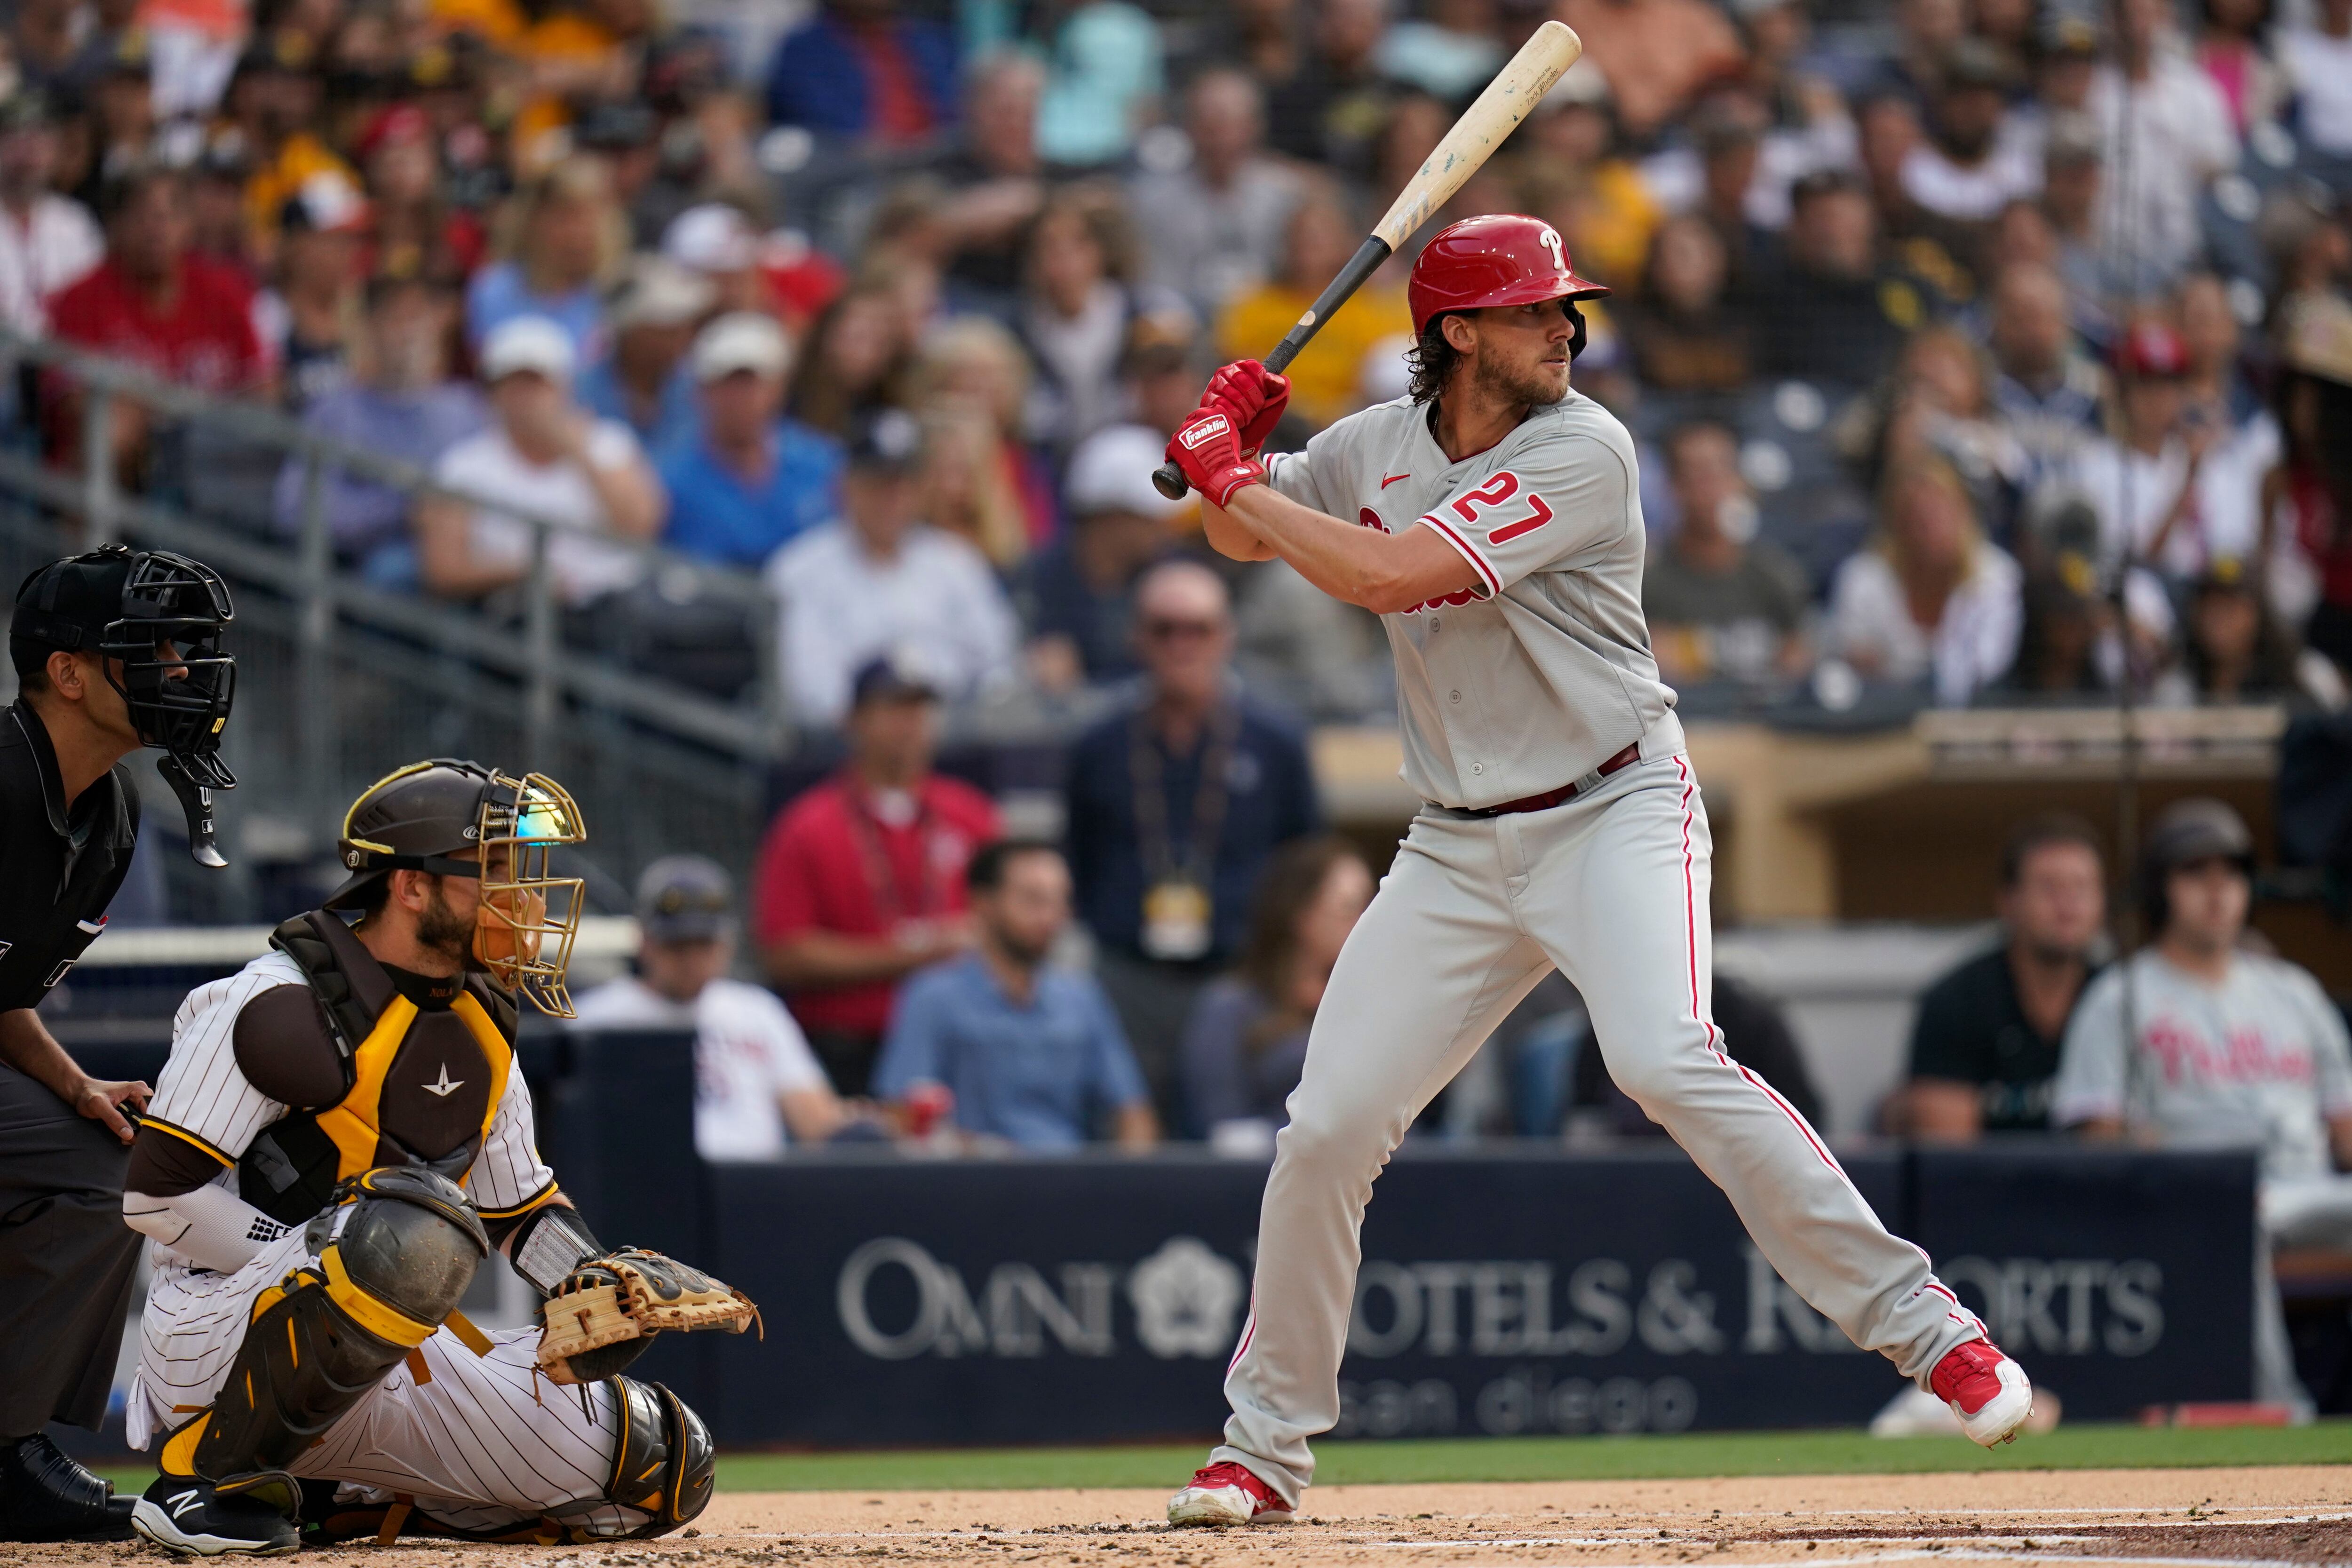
[{"left": 11, "top": 0, "right": 2352, "bottom": 723}]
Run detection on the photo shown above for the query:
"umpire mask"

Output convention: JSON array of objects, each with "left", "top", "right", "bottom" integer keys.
[{"left": 12, "top": 546, "right": 238, "bottom": 866}]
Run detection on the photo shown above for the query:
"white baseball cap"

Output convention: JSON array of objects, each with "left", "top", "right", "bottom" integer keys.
[
  {"left": 611, "top": 255, "right": 716, "bottom": 331},
  {"left": 663, "top": 203, "right": 759, "bottom": 273},
  {"left": 1065, "top": 424, "right": 1189, "bottom": 522},
  {"left": 691, "top": 311, "right": 792, "bottom": 383},
  {"left": 480, "top": 315, "right": 576, "bottom": 383}
]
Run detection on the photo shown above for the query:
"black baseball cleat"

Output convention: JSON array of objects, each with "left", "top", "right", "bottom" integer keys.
[
  {"left": 0, "top": 1432, "right": 136, "bottom": 1542},
  {"left": 132, "top": 1472, "right": 301, "bottom": 1557}
]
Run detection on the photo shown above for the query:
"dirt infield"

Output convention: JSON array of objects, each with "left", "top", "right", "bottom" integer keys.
[{"left": 9, "top": 1465, "right": 2352, "bottom": 1568}]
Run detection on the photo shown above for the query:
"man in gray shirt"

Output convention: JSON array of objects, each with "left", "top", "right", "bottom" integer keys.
[{"left": 2054, "top": 797, "right": 2352, "bottom": 1415}]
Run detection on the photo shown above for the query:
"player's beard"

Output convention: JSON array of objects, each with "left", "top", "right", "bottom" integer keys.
[
  {"left": 1469, "top": 345, "right": 1568, "bottom": 411},
  {"left": 417, "top": 878, "right": 490, "bottom": 975}
]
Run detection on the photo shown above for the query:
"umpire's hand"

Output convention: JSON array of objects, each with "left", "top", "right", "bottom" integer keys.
[{"left": 77, "top": 1077, "right": 151, "bottom": 1144}]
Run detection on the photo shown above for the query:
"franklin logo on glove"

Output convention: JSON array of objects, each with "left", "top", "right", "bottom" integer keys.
[{"left": 1179, "top": 414, "right": 1232, "bottom": 450}]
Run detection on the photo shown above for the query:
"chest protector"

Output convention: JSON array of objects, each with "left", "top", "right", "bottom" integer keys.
[{"left": 236, "top": 912, "right": 520, "bottom": 1228}]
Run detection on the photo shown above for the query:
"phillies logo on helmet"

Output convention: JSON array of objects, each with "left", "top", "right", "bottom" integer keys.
[{"left": 1179, "top": 414, "right": 1232, "bottom": 450}]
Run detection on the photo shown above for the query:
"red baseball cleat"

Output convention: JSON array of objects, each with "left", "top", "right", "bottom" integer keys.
[
  {"left": 1167, "top": 1461, "right": 1295, "bottom": 1527},
  {"left": 1931, "top": 1339, "right": 2035, "bottom": 1447}
]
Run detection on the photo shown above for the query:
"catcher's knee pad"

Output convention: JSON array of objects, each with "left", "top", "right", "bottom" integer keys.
[
  {"left": 601, "top": 1379, "right": 716, "bottom": 1539},
  {"left": 163, "top": 1168, "right": 489, "bottom": 1481}
]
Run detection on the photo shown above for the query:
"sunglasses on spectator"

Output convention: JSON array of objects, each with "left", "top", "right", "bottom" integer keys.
[{"left": 1141, "top": 618, "right": 1223, "bottom": 641}]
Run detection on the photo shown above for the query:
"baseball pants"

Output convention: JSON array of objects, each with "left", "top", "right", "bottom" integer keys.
[
  {"left": 131, "top": 1229, "right": 638, "bottom": 1536},
  {"left": 1215, "top": 756, "right": 1986, "bottom": 1503},
  {"left": 2252, "top": 1175, "right": 2352, "bottom": 1417}
]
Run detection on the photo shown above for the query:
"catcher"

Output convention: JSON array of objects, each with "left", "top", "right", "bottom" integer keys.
[{"left": 119, "top": 760, "right": 757, "bottom": 1556}]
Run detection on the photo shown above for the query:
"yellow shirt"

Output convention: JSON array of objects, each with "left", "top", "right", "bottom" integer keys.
[
  {"left": 1215, "top": 282, "right": 1411, "bottom": 432},
  {"left": 427, "top": 0, "right": 526, "bottom": 46},
  {"left": 243, "top": 133, "right": 354, "bottom": 253}
]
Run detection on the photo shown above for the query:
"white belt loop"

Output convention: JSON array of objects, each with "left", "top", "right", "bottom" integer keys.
[{"left": 1573, "top": 767, "right": 1604, "bottom": 796}]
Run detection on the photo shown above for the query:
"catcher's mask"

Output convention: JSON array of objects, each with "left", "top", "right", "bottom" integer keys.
[
  {"left": 326, "top": 759, "right": 588, "bottom": 1017},
  {"left": 12, "top": 546, "right": 238, "bottom": 865}
]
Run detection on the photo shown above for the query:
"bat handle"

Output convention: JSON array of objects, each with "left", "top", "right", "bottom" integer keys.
[{"left": 1152, "top": 236, "right": 1393, "bottom": 502}]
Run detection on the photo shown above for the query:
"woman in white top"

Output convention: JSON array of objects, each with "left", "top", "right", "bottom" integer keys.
[{"left": 1829, "top": 454, "right": 2023, "bottom": 706}]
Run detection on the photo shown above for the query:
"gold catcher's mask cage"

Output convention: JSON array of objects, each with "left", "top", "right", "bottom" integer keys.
[{"left": 473, "top": 771, "right": 588, "bottom": 1018}]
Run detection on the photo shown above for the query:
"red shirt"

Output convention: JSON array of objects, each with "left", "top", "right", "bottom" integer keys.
[
  {"left": 48, "top": 255, "right": 264, "bottom": 394},
  {"left": 751, "top": 772, "right": 999, "bottom": 1037},
  {"left": 848, "top": 22, "right": 937, "bottom": 147}
]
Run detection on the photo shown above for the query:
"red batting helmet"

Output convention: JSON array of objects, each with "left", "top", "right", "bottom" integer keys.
[{"left": 1407, "top": 214, "right": 1610, "bottom": 337}]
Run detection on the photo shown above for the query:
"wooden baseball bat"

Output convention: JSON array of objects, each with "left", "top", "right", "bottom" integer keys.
[{"left": 1151, "top": 18, "right": 1586, "bottom": 500}]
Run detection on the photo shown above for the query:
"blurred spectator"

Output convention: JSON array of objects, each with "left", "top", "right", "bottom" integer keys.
[
  {"left": 2198, "top": 0, "right": 2285, "bottom": 135},
  {"left": 662, "top": 203, "right": 776, "bottom": 317},
  {"left": 2156, "top": 557, "right": 2341, "bottom": 705},
  {"left": 875, "top": 839, "right": 1159, "bottom": 1149},
  {"left": 1180, "top": 836, "right": 1373, "bottom": 1145},
  {"left": 787, "top": 283, "right": 915, "bottom": 437},
  {"left": 2280, "top": 0, "right": 2352, "bottom": 161},
  {"left": 1901, "top": 813, "right": 2106, "bottom": 1139},
  {"left": 0, "top": 94, "right": 102, "bottom": 336},
  {"left": 1018, "top": 423, "right": 1182, "bottom": 693},
  {"left": 753, "top": 654, "right": 998, "bottom": 1094},
  {"left": 1263, "top": 0, "right": 1392, "bottom": 170},
  {"left": 2003, "top": 557, "right": 2114, "bottom": 695},
  {"left": 968, "top": 0, "right": 1164, "bottom": 167},
  {"left": 2179, "top": 271, "right": 2261, "bottom": 428},
  {"left": 1064, "top": 560, "right": 1321, "bottom": 1116},
  {"left": 1019, "top": 187, "right": 1166, "bottom": 454},
  {"left": 1903, "top": 40, "right": 2040, "bottom": 225},
  {"left": 659, "top": 312, "right": 844, "bottom": 567},
  {"left": 1616, "top": 215, "right": 1753, "bottom": 395},
  {"left": 572, "top": 855, "right": 851, "bottom": 1160},
  {"left": 916, "top": 315, "right": 1059, "bottom": 559},
  {"left": 1988, "top": 261, "right": 2108, "bottom": 485},
  {"left": 929, "top": 55, "right": 1055, "bottom": 307},
  {"left": 2088, "top": 0, "right": 2238, "bottom": 288},
  {"left": 578, "top": 256, "right": 714, "bottom": 454},
  {"left": 2269, "top": 293, "right": 2352, "bottom": 668},
  {"left": 228, "top": 35, "right": 353, "bottom": 264},
  {"left": 764, "top": 0, "right": 958, "bottom": 149},
  {"left": 414, "top": 314, "right": 663, "bottom": 607},
  {"left": 80, "top": 43, "right": 155, "bottom": 213},
  {"left": 1755, "top": 170, "right": 1932, "bottom": 387},
  {"left": 1645, "top": 422, "right": 1811, "bottom": 693},
  {"left": 1828, "top": 454, "right": 2023, "bottom": 704},
  {"left": 257, "top": 174, "right": 367, "bottom": 413},
  {"left": 1521, "top": 83, "right": 1659, "bottom": 293},
  {"left": 1132, "top": 70, "right": 1301, "bottom": 328},
  {"left": 1853, "top": 92, "right": 1980, "bottom": 288},
  {"left": 186, "top": 143, "right": 257, "bottom": 287},
  {"left": 920, "top": 400, "right": 1037, "bottom": 569},
  {"left": 2058, "top": 320, "right": 2263, "bottom": 583},
  {"left": 271, "top": 273, "right": 483, "bottom": 583},
  {"left": 1235, "top": 557, "right": 1396, "bottom": 721},
  {"left": 352, "top": 104, "right": 484, "bottom": 287},
  {"left": 2055, "top": 797, "right": 2352, "bottom": 1415},
  {"left": 1843, "top": 326, "right": 2028, "bottom": 538},
  {"left": 465, "top": 156, "right": 626, "bottom": 360},
  {"left": 766, "top": 408, "right": 1019, "bottom": 724},
  {"left": 48, "top": 166, "right": 267, "bottom": 475},
  {"left": 1557, "top": 0, "right": 1744, "bottom": 140},
  {"left": 1375, "top": 0, "right": 1502, "bottom": 100},
  {"left": 1217, "top": 189, "right": 1410, "bottom": 430}
]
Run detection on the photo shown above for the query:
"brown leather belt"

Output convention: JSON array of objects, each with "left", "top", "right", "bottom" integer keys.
[{"left": 1452, "top": 742, "right": 1642, "bottom": 819}]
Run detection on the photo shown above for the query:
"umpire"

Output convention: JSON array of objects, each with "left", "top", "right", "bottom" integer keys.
[{"left": 0, "top": 545, "right": 236, "bottom": 1542}]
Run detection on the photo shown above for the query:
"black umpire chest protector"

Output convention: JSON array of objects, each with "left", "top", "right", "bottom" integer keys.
[
  {"left": 0, "top": 700, "right": 139, "bottom": 1014},
  {"left": 235, "top": 912, "right": 521, "bottom": 1229}
]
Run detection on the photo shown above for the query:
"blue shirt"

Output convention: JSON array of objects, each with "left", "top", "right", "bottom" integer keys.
[
  {"left": 464, "top": 262, "right": 609, "bottom": 361},
  {"left": 658, "top": 422, "right": 844, "bottom": 566},
  {"left": 271, "top": 381, "right": 487, "bottom": 558},
  {"left": 874, "top": 953, "right": 1149, "bottom": 1150},
  {"left": 764, "top": 13, "right": 959, "bottom": 140},
  {"left": 579, "top": 358, "right": 701, "bottom": 454}
]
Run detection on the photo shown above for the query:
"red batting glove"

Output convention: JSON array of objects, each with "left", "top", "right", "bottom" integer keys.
[
  {"left": 1202, "top": 359, "right": 1291, "bottom": 455},
  {"left": 1166, "top": 407, "right": 1266, "bottom": 507}
]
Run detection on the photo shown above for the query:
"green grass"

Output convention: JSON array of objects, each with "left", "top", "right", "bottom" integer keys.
[{"left": 91, "top": 1421, "right": 2352, "bottom": 1500}]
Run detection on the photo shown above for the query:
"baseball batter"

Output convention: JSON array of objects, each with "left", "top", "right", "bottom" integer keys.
[
  {"left": 1160, "top": 215, "right": 2035, "bottom": 1528},
  {"left": 119, "top": 760, "right": 755, "bottom": 1555}
]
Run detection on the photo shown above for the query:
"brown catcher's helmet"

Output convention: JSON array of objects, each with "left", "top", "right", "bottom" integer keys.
[
  {"left": 327, "top": 759, "right": 589, "bottom": 1017},
  {"left": 1407, "top": 214, "right": 1610, "bottom": 337}
]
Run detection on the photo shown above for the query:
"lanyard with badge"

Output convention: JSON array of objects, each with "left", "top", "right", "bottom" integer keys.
[
  {"left": 844, "top": 784, "right": 947, "bottom": 950},
  {"left": 1131, "top": 703, "right": 1237, "bottom": 962}
]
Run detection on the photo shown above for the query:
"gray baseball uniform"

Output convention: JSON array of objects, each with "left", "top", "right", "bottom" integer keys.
[{"left": 1216, "top": 392, "right": 1986, "bottom": 1504}]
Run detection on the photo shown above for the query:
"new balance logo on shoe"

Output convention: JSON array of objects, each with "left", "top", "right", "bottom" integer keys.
[{"left": 167, "top": 1490, "right": 202, "bottom": 1521}]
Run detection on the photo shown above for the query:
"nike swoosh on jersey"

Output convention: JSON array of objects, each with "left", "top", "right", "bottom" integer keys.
[{"left": 1380, "top": 473, "right": 1411, "bottom": 489}]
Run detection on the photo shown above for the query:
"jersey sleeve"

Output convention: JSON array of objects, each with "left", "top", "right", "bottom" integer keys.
[
  {"left": 1265, "top": 414, "right": 1357, "bottom": 517},
  {"left": 468, "top": 1062, "right": 558, "bottom": 1220},
  {"left": 2293, "top": 970, "right": 2352, "bottom": 1119},
  {"left": 1414, "top": 431, "right": 1633, "bottom": 597},
  {"left": 2050, "top": 967, "right": 2130, "bottom": 1126},
  {"left": 140, "top": 967, "right": 300, "bottom": 1176}
]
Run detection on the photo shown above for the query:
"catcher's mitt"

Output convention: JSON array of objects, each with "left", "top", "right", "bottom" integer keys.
[{"left": 535, "top": 1248, "right": 762, "bottom": 1385}]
